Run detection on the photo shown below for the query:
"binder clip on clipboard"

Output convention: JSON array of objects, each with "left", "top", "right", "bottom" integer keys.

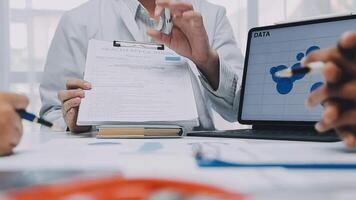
[{"left": 113, "top": 41, "right": 164, "bottom": 50}]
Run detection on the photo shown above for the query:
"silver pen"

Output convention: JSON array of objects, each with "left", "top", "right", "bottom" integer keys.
[{"left": 276, "top": 61, "right": 325, "bottom": 78}]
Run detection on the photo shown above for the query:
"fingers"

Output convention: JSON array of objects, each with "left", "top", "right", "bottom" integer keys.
[
  {"left": 64, "top": 107, "right": 79, "bottom": 131},
  {"left": 339, "top": 31, "right": 356, "bottom": 50},
  {"left": 59, "top": 79, "right": 91, "bottom": 133},
  {"left": 336, "top": 127, "right": 356, "bottom": 149},
  {"left": 62, "top": 97, "right": 81, "bottom": 115},
  {"left": 307, "top": 80, "right": 356, "bottom": 107},
  {"left": 154, "top": 2, "right": 164, "bottom": 17},
  {"left": 307, "top": 85, "right": 328, "bottom": 107},
  {"left": 154, "top": 0, "right": 202, "bottom": 29},
  {"left": 147, "top": 29, "right": 165, "bottom": 44},
  {"left": 302, "top": 48, "right": 334, "bottom": 64},
  {"left": 66, "top": 79, "right": 91, "bottom": 90},
  {"left": 58, "top": 89, "right": 85, "bottom": 103},
  {"left": 155, "top": 0, "right": 194, "bottom": 17},
  {"left": 322, "top": 101, "right": 339, "bottom": 124},
  {"left": 316, "top": 109, "right": 356, "bottom": 132},
  {"left": 303, "top": 47, "right": 356, "bottom": 76},
  {"left": 147, "top": 29, "right": 169, "bottom": 44},
  {"left": 0, "top": 104, "right": 23, "bottom": 156},
  {"left": 334, "top": 109, "right": 356, "bottom": 128},
  {"left": 9, "top": 109, "right": 23, "bottom": 146},
  {"left": 0, "top": 93, "right": 29, "bottom": 109},
  {"left": 344, "top": 134, "right": 356, "bottom": 149},
  {"left": 0, "top": 123, "right": 21, "bottom": 156},
  {"left": 305, "top": 32, "right": 356, "bottom": 149},
  {"left": 182, "top": 10, "right": 204, "bottom": 26},
  {"left": 156, "top": 0, "right": 194, "bottom": 11},
  {"left": 60, "top": 94, "right": 84, "bottom": 132},
  {"left": 64, "top": 107, "right": 91, "bottom": 133},
  {"left": 322, "top": 62, "right": 342, "bottom": 84}
]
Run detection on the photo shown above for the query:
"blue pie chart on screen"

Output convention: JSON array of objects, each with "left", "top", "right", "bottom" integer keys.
[
  {"left": 310, "top": 82, "right": 324, "bottom": 93},
  {"left": 270, "top": 46, "right": 323, "bottom": 95}
]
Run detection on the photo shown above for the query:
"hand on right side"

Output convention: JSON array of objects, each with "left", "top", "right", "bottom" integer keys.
[
  {"left": 58, "top": 79, "right": 92, "bottom": 133},
  {"left": 305, "top": 32, "right": 356, "bottom": 149}
]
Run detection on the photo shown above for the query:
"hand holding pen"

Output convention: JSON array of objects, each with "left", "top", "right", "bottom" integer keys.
[
  {"left": 0, "top": 93, "right": 62, "bottom": 156},
  {"left": 302, "top": 32, "right": 356, "bottom": 149},
  {"left": 0, "top": 93, "right": 29, "bottom": 156}
]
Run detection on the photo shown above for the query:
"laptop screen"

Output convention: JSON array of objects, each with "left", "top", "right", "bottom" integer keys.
[{"left": 239, "top": 15, "right": 356, "bottom": 124}]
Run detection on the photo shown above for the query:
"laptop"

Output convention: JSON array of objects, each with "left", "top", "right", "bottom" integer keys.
[{"left": 188, "top": 14, "right": 356, "bottom": 142}]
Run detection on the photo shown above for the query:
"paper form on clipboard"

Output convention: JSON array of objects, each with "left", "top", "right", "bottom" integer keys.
[{"left": 77, "top": 39, "right": 199, "bottom": 129}]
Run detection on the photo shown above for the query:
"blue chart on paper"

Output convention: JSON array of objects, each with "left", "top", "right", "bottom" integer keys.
[
  {"left": 139, "top": 142, "right": 163, "bottom": 153},
  {"left": 270, "top": 46, "right": 324, "bottom": 95}
]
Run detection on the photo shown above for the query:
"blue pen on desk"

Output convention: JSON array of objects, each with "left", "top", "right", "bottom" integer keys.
[{"left": 16, "top": 109, "right": 62, "bottom": 131}]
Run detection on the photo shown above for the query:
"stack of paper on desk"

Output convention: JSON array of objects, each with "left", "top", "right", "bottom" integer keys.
[
  {"left": 195, "top": 142, "right": 356, "bottom": 169},
  {"left": 77, "top": 40, "right": 199, "bottom": 131}
]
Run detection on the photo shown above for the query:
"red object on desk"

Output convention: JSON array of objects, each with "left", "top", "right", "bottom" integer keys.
[{"left": 5, "top": 176, "right": 245, "bottom": 200}]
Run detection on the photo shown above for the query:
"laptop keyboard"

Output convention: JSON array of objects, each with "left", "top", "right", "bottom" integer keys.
[{"left": 187, "top": 129, "right": 340, "bottom": 142}]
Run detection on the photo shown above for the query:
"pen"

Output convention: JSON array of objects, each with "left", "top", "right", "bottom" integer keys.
[
  {"left": 16, "top": 109, "right": 62, "bottom": 131},
  {"left": 276, "top": 61, "right": 325, "bottom": 78},
  {"left": 277, "top": 44, "right": 356, "bottom": 78}
]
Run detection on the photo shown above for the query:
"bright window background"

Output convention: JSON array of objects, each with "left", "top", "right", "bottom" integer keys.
[
  {"left": 0, "top": 0, "right": 355, "bottom": 131},
  {"left": 2, "top": 0, "right": 88, "bottom": 132}
]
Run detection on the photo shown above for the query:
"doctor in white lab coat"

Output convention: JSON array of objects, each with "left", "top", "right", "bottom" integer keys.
[{"left": 40, "top": 0, "right": 244, "bottom": 133}]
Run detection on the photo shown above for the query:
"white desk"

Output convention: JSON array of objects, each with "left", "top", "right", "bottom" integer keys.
[{"left": 1, "top": 129, "right": 356, "bottom": 199}]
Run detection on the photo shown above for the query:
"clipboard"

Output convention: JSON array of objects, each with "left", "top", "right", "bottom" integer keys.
[{"left": 77, "top": 39, "right": 199, "bottom": 139}]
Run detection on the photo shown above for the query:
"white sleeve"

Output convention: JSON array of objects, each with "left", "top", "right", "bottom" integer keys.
[
  {"left": 39, "top": 13, "right": 89, "bottom": 129},
  {"left": 199, "top": 7, "right": 244, "bottom": 122}
]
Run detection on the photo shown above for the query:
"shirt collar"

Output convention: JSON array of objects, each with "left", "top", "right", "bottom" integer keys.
[
  {"left": 121, "top": 0, "right": 141, "bottom": 17},
  {"left": 118, "top": 0, "right": 156, "bottom": 28}
]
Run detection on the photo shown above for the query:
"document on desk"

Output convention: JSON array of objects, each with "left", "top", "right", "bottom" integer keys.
[
  {"left": 196, "top": 142, "right": 356, "bottom": 169},
  {"left": 77, "top": 40, "right": 199, "bottom": 127}
]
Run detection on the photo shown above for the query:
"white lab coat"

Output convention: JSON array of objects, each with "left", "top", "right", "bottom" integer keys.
[{"left": 40, "top": 0, "right": 244, "bottom": 131}]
